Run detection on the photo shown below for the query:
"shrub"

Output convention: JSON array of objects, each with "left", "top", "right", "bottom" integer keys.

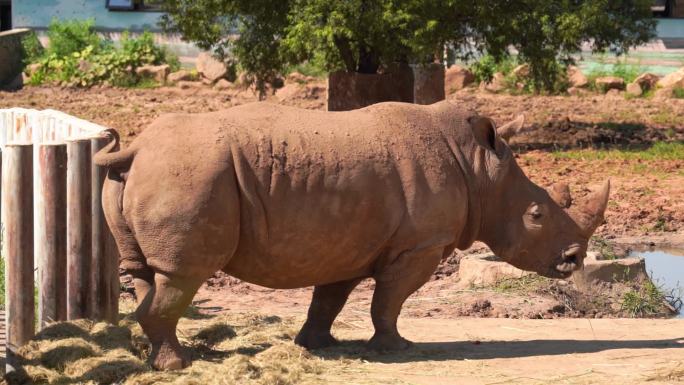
[
  {"left": 672, "top": 87, "right": 684, "bottom": 99},
  {"left": 24, "top": 19, "right": 180, "bottom": 88}
]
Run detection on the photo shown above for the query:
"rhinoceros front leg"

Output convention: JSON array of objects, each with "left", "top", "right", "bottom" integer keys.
[
  {"left": 295, "top": 278, "right": 362, "bottom": 349},
  {"left": 136, "top": 272, "right": 204, "bottom": 370},
  {"left": 368, "top": 247, "right": 442, "bottom": 351}
]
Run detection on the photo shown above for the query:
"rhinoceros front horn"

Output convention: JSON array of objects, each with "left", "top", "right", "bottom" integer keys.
[{"left": 573, "top": 180, "right": 611, "bottom": 235}]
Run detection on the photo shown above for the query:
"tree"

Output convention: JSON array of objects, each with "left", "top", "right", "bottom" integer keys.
[{"left": 159, "top": 0, "right": 656, "bottom": 94}]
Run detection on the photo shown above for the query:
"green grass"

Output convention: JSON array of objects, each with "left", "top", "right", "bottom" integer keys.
[
  {"left": 673, "top": 87, "right": 684, "bottom": 99},
  {"left": 621, "top": 280, "right": 667, "bottom": 317},
  {"left": 552, "top": 141, "right": 684, "bottom": 161},
  {"left": 492, "top": 275, "right": 551, "bottom": 294}
]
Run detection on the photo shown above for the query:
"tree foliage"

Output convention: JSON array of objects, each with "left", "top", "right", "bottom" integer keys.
[{"left": 160, "top": 0, "right": 656, "bottom": 92}]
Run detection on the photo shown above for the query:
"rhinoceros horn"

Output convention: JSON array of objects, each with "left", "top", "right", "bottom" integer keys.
[
  {"left": 571, "top": 180, "right": 611, "bottom": 235},
  {"left": 497, "top": 114, "right": 525, "bottom": 141}
]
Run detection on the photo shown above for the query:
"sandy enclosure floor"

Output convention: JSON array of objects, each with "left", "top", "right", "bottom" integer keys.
[{"left": 321, "top": 317, "right": 684, "bottom": 385}]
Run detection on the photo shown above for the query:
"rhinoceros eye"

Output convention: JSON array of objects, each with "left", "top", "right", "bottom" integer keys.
[{"left": 528, "top": 204, "right": 543, "bottom": 220}]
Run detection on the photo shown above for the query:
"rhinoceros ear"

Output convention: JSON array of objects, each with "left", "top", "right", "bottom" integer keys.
[
  {"left": 497, "top": 115, "right": 525, "bottom": 141},
  {"left": 548, "top": 182, "right": 572, "bottom": 208},
  {"left": 468, "top": 115, "right": 499, "bottom": 153}
]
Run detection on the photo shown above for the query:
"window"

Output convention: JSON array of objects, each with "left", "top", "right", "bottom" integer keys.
[{"left": 106, "top": 0, "right": 163, "bottom": 12}]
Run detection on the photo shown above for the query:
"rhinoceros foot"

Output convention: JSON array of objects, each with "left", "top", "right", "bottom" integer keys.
[
  {"left": 151, "top": 342, "right": 190, "bottom": 370},
  {"left": 367, "top": 333, "right": 413, "bottom": 351},
  {"left": 294, "top": 327, "right": 339, "bottom": 349}
]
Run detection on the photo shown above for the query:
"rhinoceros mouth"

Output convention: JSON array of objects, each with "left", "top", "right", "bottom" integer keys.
[{"left": 555, "top": 244, "right": 583, "bottom": 275}]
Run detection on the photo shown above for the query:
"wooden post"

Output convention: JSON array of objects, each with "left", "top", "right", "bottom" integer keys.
[
  {"left": 90, "top": 137, "right": 109, "bottom": 321},
  {"left": 2, "top": 145, "right": 34, "bottom": 372},
  {"left": 66, "top": 140, "right": 91, "bottom": 320},
  {"left": 36, "top": 144, "right": 68, "bottom": 327}
]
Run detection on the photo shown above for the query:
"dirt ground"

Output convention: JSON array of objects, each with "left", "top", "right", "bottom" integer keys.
[{"left": 2, "top": 82, "right": 684, "bottom": 383}]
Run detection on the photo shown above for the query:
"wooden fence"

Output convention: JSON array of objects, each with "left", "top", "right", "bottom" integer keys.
[{"left": 0, "top": 108, "right": 119, "bottom": 373}]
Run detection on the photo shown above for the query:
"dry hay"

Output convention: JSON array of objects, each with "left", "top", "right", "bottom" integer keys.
[{"left": 6, "top": 301, "right": 327, "bottom": 385}]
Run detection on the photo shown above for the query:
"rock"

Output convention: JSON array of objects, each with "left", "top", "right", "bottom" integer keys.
[
  {"left": 657, "top": 68, "right": 684, "bottom": 89},
  {"left": 456, "top": 254, "right": 532, "bottom": 289},
  {"left": 480, "top": 72, "right": 507, "bottom": 93},
  {"left": 512, "top": 64, "right": 530, "bottom": 78},
  {"left": 633, "top": 72, "right": 660, "bottom": 91},
  {"left": 654, "top": 87, "right": 673, "bottom": 99},
  {"left": 135, "top": 64, "right": 170, "bottom": 83},
  {"left": 168, "top": 70, "right": 194, "bottom": 83},
  {"left": 605, "top": 88, "right": 623, "bottom": 98},
  {"left": 286, "top": 71, "right": 307, "bottom": 84},
  {"left": 626, "top": 82, "right": 642, "bottom": 97},
  {"left": 594, "top": 76, "right": 625, "bottom": 92},
  {"left": 567, "top": 86, "right": 589, "bottom": 96},
  {"left": 444, "top": 65, "right": 475, "bottom": 94},
  {"left": 276, "top": 83, "right": 301, "bottom": 101},
  {"left": 196, "top": 52, "right": 228, "bottom": 82},
  {"left": 567, "top": 65, "right": 588, "bottom": 88},
  {"left": 573, "top": 254, "right": 647, "bottom": 290},
  {"left": 176, "top": 80, "right": 203, "bottom": 90},
  {"left": 214, "top": 78, "right": 232, "bottom": 91},
  {"left": 25, "top": 63, "right": 41, "bottom": 75}
]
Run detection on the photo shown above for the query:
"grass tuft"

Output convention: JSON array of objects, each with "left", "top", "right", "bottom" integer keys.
[{"left": 552, "top": 141, "right": 684, "bottom": 161}]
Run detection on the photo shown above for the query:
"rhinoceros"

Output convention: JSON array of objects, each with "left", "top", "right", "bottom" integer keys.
[{"left": 94, "top": 101, "right": 609, "bottom": 370}]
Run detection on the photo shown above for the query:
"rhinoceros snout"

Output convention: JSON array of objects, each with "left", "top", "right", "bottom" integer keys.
[{"left": 555, "top": 244, "right": 584, "bottom": 275}]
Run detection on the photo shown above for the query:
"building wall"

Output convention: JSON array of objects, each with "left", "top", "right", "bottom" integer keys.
[{"left": 12, "top": 0, "right": 163, "bottom": 31}]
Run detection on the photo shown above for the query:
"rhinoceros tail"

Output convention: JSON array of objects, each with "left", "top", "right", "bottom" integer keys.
[{"left": 94, "top": 129, "right": 136, "bottom": 170}]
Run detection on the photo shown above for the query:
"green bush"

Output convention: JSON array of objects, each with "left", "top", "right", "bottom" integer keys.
[
  {"left": 672, "top": 87, "right": 684, "bottom": 99},
  {"left": 46, "top": 18, "right": 102, "bottom": 58},
  {"left": 470, "top": 54, "right": 517, "bottom": 84},
  {"left": 24, "top": 19, "right": 180, "bottom": 88},
  {"left": 469, "top": 54, "right": 567, "bottom": 94}
]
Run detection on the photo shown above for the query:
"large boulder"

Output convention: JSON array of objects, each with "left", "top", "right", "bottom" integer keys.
[
  {"left": 567, "top": 65, "right": 588, "bottom": 88},
  {"left": 456, "top": 254, "right": 532, "bottom": 289},
  {"left": 633, "top": 72, "right": 660, "bottom": 91},
  {"left": 573, "top": 253, "right": 647, "bottom": 290},
  {"left": 626, "top": 82, "right": 642, "bottom": 97},
  {"left": 594, "top": 76, "right": 625, "bottom": 92},
  {"left": 168, "top": 70, "right": 194, "bottom": 83},
  {"left": 480, "top": 72, "right": 507, "bottom": 93},
  {"left": 657, "top": 68, "right": 684, "bottom": 89},
  {"left": 135, "top": 64, "right": 170, "bottom": 83},
  {"left": 444, "top": 65, "right": 475, "bottom": 94},
  {"left": 214, "top": 78, "right": 233, "bottom": 91},
  {"left": 196, "top": 52, "right": 228, "bottom": 82}
]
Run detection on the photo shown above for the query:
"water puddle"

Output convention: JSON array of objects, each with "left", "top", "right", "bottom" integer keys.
[{"left": 629, "top": 248, "right": 684, "bottom": 318}]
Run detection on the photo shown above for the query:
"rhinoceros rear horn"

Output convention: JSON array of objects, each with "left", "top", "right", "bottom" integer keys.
[
  {"left": 497, "top": 114, "right": 525, "bottom": 141},
  {"left": 574, "top": 179, "right": 611, "bottom": 235}
]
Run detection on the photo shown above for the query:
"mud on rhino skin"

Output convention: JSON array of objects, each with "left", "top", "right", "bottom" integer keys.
[{"left": 94, "top": 100, "right": 610, "bottom": 370}]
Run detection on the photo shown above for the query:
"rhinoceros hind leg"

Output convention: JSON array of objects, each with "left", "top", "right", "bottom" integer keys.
[
  {"left": 136, "top": 272, "right": 204, "bottom": 370},
  {"left": 295, "top": 278, "right": 362, "bottom": 349},
  {"left": 368, "top": 247, "right": 442, "bottom": 351}
]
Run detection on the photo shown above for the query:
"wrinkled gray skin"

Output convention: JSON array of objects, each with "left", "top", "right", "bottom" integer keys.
[{"left": 95, "top": 101, "right": 609, "bottom": 370}]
